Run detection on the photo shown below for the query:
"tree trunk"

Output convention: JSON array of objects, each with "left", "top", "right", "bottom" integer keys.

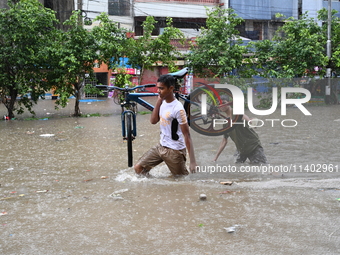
[
  {"left": 6, "top": 89, "right": 18, "bottom": 119},
  {"left": 74, "top": 90, "right": 81, "bottom": 117},
  {"left": 73, "top": 82, "right": 82, "bottom": 117},
  {"left": 139, "top": 66, "right": 145, "bottom": 85}
]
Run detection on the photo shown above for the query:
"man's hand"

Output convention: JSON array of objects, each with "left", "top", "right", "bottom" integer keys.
[
  {"left": 150, "top": 97, "right": 163, "bottom": 124},
  {"left": 190, "top": 162, "right": 197, "bottom": 173}
]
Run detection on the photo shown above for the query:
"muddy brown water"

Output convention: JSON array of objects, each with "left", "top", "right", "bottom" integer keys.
[{"left": 0, "top": 98, "right": 340, "bottom": 254}]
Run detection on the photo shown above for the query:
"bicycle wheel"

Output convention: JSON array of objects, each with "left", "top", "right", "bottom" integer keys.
[
  {"left": 126, "top": 113, "right": 133, "bottom": 167},
  {"left": 113, "top": 91, "right": 123, "bottom": 105},
  {"left": 185, "top": 86, "right": 243, "bottom": 136}
]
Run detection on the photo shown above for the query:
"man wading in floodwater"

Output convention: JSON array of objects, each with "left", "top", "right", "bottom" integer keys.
[
  {"left": 213, "top": 95, "right": 267, "bottom": 164},
  {"left": 134, "top": 75, "right": 197, "bottom": 176}
]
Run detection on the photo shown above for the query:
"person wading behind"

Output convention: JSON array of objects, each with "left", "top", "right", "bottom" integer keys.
[{"left": 213, "top": 95, "right": 267, "bottom": 164}]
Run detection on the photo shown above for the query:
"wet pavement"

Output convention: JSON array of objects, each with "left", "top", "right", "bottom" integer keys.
[{"left": 0, "top": 98, "right": 340, "bottom": 254}]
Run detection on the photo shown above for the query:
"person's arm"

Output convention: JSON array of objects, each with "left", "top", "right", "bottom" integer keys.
[
  {"left": 242, "top": 114, "right": 251, "bottom": 121},
  {"left": 213, "top": 136, "right": 228, "bottom": 162},
  {"left": 150, "top": 96, "right": 162, "bottom": 124},
  {"left": 180, "top": 123, "right": 197, "bottom": 173},
  {"left": 243, "top": 114, "right": 260, "bottom": 128}
]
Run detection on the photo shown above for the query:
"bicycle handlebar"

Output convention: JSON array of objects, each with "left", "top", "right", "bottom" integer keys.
[{"left": 142, "top": 84, "right": 156, "bottom": 88}]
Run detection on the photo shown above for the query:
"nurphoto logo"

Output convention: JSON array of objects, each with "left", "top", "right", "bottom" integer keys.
[{"left": 199, "top": 83, "right": 312, "bottom": 130}]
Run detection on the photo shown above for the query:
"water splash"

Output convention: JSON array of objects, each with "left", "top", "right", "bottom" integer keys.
[{"left": 114, "top": 164, "right": 173, "bottom": 182}]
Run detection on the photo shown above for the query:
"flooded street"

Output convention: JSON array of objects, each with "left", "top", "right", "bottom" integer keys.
[{"left": 0, "top": 98, "right": 340, "bottom": 254}]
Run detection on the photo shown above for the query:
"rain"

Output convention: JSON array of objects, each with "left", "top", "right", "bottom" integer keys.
[{"left": 0, "top": 98, "right": 340, "bottom": 254}]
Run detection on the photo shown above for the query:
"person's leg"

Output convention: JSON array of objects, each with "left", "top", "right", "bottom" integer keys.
[
  {"left": 235, "top": 151, "right": 247, "bottom": 163},
  {"left": 134, "top": 164, "right": 151, "bottom": 175},
  {"left": 248, "top": 146, "right": 268, "bottom": 164},
  {"left": 159, "top": 147, "right": 189, "bottom": 176},
  {"left": 134, "top": 144, "right": 163, "bottom": 175}
]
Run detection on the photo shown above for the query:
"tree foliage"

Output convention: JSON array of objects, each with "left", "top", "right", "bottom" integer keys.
[
  {"left": 126, "top": 16, "right": 185, "bottom": 84},
  {"left": 0, "top": 0, "right": 59, "bottom": 118},
  {"left": 47, "top": 11, "right": 100, "bottom": 117},
  {"left": 243, "top": 11, "right": 338, "bottom": 107},
  {"left": 92, "top": 13, "right": 128, "bottom": 69},
  {"left": 49, "top": 12, "right": 127, "bottom": 117},
  {"left": 187, "top": 7, "right": 245, "bottom": 78},
  {"left": 246, "top": 12, "right": 328, "bottom": 78}
]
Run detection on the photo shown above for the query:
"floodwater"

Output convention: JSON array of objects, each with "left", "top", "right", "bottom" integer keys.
[{"left": 0, "top": 98, "right": 340, "bottom": 254}]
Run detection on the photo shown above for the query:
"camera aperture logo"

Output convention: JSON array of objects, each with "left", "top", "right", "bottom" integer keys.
[{"left": 200, "top": 84, "right": 312, "bottom": 129}]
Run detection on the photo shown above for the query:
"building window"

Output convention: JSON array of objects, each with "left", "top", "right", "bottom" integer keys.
[{"left": 108, "top": 0, "right": 130, "bottom": 16}]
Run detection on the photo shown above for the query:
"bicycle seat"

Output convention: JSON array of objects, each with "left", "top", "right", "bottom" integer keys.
[{"left": 168, "top": 67, "right": 188, "bottom": 79}]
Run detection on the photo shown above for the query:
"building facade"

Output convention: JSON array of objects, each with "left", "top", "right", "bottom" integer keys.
[
  {"left": 2, "top": 0, "right": 340, "bottom": 41},
  {"left": 232, "top": 0, "right": 340, "bottom": 40},
  {"left": 80, "top": 0, "right": 340, "bottom": 39},
  {"left": 2, "top": 0, "right": 340, "bottom": 86}
]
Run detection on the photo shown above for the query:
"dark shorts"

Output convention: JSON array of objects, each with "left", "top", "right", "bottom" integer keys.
[
  {"left": 136, "top": 144, "right": 189, "bottom": 176},
  {"left": 235, "top": 146, "right": 267, "bottom": 164}
]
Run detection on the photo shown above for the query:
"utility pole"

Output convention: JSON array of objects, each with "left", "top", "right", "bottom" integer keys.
[
  {"left": 77, "top": 0, "right": 83, "bottom": 25},
  {"left": 327, "top": 0, "right": 331, "bottom": 60},
  {"left": 325, "top": 0, "right": 332, "bottom": 102}
]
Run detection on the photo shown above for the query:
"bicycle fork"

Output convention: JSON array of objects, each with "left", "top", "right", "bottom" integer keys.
[
  {"left": 121, "top": 110, "right": 137, "bottom": 167},
  {"left": 121, "top": 110, "right": 136, "bottom": 140}
]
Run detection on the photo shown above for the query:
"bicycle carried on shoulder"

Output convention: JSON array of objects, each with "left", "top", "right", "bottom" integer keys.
[{"left": 98, "top": 67, "right": 242, "bottom": 167}]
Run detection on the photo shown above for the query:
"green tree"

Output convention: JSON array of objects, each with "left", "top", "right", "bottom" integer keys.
[
  {"left": 49, "top": 12, "right": 128, "bottom": 116},
  {"left": 51, "top": 11, "right": 100, "bottom": 117},
  {"left": 244, "top": 12, "right": 330, "bottom": 108},
  {"left": 91, "top": 13, "right": 129, "bottom": 91},
  {"left": 0, "top": 0, "right": 59, "bottom": 118},
  {"left": 126, "top": 16, "right": 185, "bottom": 84},
  {"left": 92, "top": 13, "right": 128, "bottom": 70},
  {"left": 187, "top": 6, "right": 245, "bottom": 78},
  {"left": 247, "top": 13, "right": 328, "bottom": 78}
]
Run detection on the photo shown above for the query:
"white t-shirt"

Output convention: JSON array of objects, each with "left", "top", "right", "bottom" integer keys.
[{"left": 159, "top": 99, "right": 187, "bottom": 150}]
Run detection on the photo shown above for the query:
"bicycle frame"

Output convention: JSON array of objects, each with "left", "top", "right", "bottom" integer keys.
[
  {"left": 121, "top": 92, "right": 157, "bottom": 138},
  {"left": 126, "top": 92, "right": 157, "bottom": 112}
]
